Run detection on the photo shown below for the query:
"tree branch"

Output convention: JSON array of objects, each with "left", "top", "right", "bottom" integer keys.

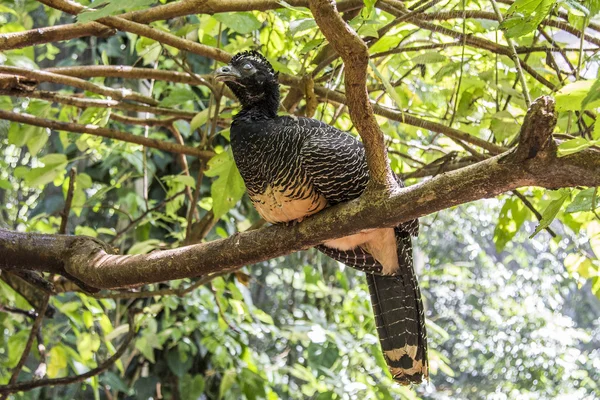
[
  {"left": 0, "top": 110, "right": 214, "bottom": 160},
  {"left": 0, "top": 66, "right": 158, "bottom": 106},
  {"left": 6, "top": 295, "right": 49, "bottom": 388},
  {"left": 0, "top": 89, "right": 197, "bottom": 120},
  {"left": 309, "top": 0, "right": 394, "bottom": 187},
  {"left": 59, "top": 168, "right": 77, "bottom": 235},
  {"left": 1, "top": 97, "right": 599, "bottom": 290}
]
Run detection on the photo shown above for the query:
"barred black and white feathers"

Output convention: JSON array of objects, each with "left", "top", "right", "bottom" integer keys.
[{"left": 216, "top": 51, "right": 429, "bottom": 385}]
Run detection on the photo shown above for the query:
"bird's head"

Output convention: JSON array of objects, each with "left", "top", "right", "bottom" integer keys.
[{"left": 215, "top": 51, "right": 280, "bottom": 115}]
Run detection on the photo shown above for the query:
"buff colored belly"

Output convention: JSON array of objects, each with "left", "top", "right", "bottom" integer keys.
[{"left": 251, "top": 185, "right": 327, "bottom": 224}]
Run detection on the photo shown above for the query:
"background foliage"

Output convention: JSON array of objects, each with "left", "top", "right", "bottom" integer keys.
[{"left": 0, "top": 0, "right": 599, "bottom": 398}]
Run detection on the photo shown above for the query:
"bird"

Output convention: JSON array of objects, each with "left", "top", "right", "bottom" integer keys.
[{"left": 215, "top": 50, "right": 428, "bottom": 385}]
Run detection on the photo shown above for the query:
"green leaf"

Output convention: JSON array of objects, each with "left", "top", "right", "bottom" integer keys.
[
  {"left": 213, "top": 12, "right": 262, "bottom": 34},
  {"left": 167, "top": 350, "right": 193, "bottom": 377},
  {"left": 370, "top": 36, "right": 402, "bottom": 54},
  {"left": 557, "top": 137, "right": 598, "bottom": 157},
  {"left": 566, "top": 187, "right": 600, "bottom": 213},
  {"left": 8, "top": 330, "right": 29, "bottom": 368},
  {"left": 159, "top": 87, "right": 197, "bottom": 107},
  {"left": 127, "top": 239, "right": 161, "bottom": 255},
  {"left": 490, "top": 110, "right": 520, "bottom": 142},
  {"left": 369, "top": 60, "right": 405, "bottom": 111},
  {"left": 180, "top": 374, "right": 205, "bottom": 400},
  {"left": 190, "top": 109, "right": 210, "bottom": 131},
  {"left": 253, "top": 308, "right": 274, "bottom": 325},
  {"left": 77, "top": 333, "right": 101, "bottom": 362},
  {"left": 204, "top": 150, "right": 246, "bottom": 219},
  {"left": 530, "top": 190, "right": 569, "bottom": 238},
  {"left": 556, "top": 80, "right": 600, "bottom": 111},
  {"left": 102, "top": 372, "right": 131, "bottom": 394},
  {"left": 411, "top": 52, "right": 447, "bottom": 64},
  {"left": 24, "top": 154, "right": 68, "bottom": 187},
  {"left": 162, "top": 175, "right": 196, "bottom": 189},
  {"left": 494, "top": 196, "right": 529, "bottom": 251},
  {"left": 77, "top": 0, "right": 156, "bottom": 23},
  {"left": 47, "top": 345, "right": 68, "bottom": 378},
  {"left": 289, "top": 18, "right": 316, "bottom": 36},
  {"left": 581, "top": 79, "right": 600, "bottom": 111},
  {"left": 219, "top": 369, "right": 237, "bottom": 400},
  {"left": 135, "top": 334, "right": 162, "bottom": 363},
  {"left": 500, "top": 0, "right": 557, "bottom": 38}
]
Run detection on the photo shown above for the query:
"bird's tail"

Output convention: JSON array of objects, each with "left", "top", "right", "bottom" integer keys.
[{"left": 366, "top": 230, "right": 428, "bottom": 385}]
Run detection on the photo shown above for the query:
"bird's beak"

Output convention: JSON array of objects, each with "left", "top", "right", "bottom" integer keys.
[{"left": 215, "top": 65, "right": 241, "bottom": 82}]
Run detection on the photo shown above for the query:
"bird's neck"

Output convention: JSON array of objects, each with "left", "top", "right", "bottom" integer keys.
[{"left": 233, "top": 83, "right": 280, "bottom": 122}]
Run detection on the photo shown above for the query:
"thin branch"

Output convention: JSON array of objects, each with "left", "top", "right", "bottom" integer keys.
[
  {"left": 0, "top": 110, "right": 214, "bottom": 160},
  {"left": 7, "top": 295, "right": 49, "bottom": 386},
  {"left": 59, "top": 168, "right": 77, "bottom": 235},
  {"left": 489, "top": 0, "right": 531, "bottom": 106},
  {"left": 46, "top": 66, "right": 214, "bottom": 89},
  {"left": 0, "top": 305, "right": 37, "bottom": 319},
  {"left": 0, "top": 89, "right": 197, "bottom": 119},
  {"left": 511, "top": 190, "right": 557, "bottom": 237},
  {"left": 167, "top": 124, "right": 198, "bottom": 218},
  {"left": 304, "top": 83, "right": 508, "bottom": 154},
  {"left": 185, "top": 163, "right": 205, "bottom": 240},
  {"left": 110, "top": 189, "right": 187, "bottom": 243},
  {"left": 0, "top": 21, "right": 113, "bottom": 51},
  {"left": 38, "top": 0, "right": 231, "bottom": 63},
  {"left": 92, "top": 270, "right": 233, "bottom": 299},
  {"left": 0, "top": 66, "right": 158, "bottom": 106},
  {"left": 0, "top": 309, "right": 138, "bottom": 395}
]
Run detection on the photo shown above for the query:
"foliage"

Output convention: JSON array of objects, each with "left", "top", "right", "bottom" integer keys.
[{"left": 1, "top": 0, "right": 600, "bottom": 398}]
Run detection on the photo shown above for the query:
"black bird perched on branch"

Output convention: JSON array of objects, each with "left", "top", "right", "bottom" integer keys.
[{"left": 215, "top": 51, "right": 428, "bottom": 385}]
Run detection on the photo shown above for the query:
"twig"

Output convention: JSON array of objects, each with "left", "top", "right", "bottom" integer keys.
[
  {"left": 0, "top": 89, "right": 197, "bottom": 120},
  {"left": 210, "top": 282, "right": 241, "bottom": 334},
  {"left": 110, "top": 189, "right": 187, "bottom": 243},
  {"left": 511, "top": 190, "right": 557, "bottom": 237},
  {"left": 185, "top": 163, "right": 205, "bottom": 240},
  {"left": 91, "top": 270, "right": 234, "bottom": 299},
  {"left": 167, "top": 124, "right": 198, "bottom": 219},
  {"left": 60, "top": 168, "right": 77, "bottom": 235},
  {"left": 33, "top": 326, "right": 47, "bottom": 380},
  {"left": 0, "top": 309, "right": 138, "bottom": 395},
  {"left": 489, "top": 0, "right": 531, "bottom": 106},
  {"left": 7, "top": 294, "right": 49, "bottom": 386},
  {"left": 0, "top": 305, "right": 37, "bottom": 319}
]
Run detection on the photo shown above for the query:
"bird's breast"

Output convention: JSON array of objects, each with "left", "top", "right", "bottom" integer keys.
[{"left": 250, "top": 185, "right": 327, "bottom": 224}]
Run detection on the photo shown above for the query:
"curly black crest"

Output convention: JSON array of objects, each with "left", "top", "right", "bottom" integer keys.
[{"left": 230, "top": 50, "right": 276, "bottom": 76}]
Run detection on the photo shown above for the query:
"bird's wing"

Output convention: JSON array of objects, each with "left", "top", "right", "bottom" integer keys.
[{"left": 277, "top": 117, "right": 370, "bottom": 205}]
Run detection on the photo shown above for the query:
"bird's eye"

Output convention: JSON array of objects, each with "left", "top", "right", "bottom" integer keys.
[{"left": 242, "top": 63, "right": 253, "bottom": 70}]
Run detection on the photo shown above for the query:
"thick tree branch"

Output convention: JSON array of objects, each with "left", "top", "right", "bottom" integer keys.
[
  {"left": 1, "top": 97, "right": 598, "bottom": 290},
  {"left": 0, "top": 110, "right": 214, "bottom": 159},
  {"left": 309, "top": 0, "right": 394, "bottom": 187}
]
